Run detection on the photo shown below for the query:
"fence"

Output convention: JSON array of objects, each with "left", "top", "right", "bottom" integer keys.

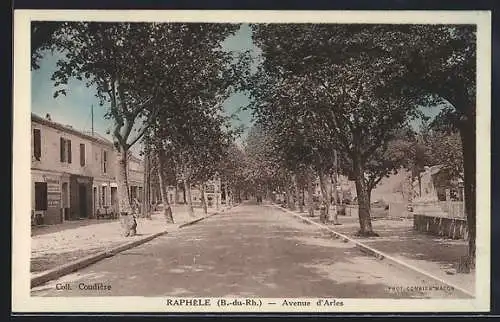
[
  {"left": 412, "top": 201, "right": 465, "bottom": 219},
  {"left": 411, "top": 201, "right": 467, "bottom": 239},
  {"left": 438, "top": 201, "right": 466, "bottom": 219}
]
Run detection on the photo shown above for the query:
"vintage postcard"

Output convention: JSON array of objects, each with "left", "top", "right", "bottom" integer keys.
[{"left": 12, "top": 9, "right": 491, "bottom": 313}]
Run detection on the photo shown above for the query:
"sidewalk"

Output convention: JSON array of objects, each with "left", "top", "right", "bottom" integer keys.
[
  {"left": 31, "top": 205, "right": 225, "bottom": 275},
  {"left": 287, "top": 207, "right": 475, "bottom": 295}
]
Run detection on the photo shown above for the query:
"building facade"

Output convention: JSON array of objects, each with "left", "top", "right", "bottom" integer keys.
[
  {"left": 31, "top": 113, "right": 144, "bottom": 225},
  {"left": 163, "top": 178, "right": 223, "bottom": 207}
]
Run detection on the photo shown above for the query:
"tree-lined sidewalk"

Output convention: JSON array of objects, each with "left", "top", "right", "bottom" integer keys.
[
  {"left": 31, "top": 205, "right": 225, "bottom": 274},
  {"left": 282, "top": 206, "right": 474, "bottom": 295}
]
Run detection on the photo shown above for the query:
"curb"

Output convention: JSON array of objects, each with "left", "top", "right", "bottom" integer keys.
[
  {"left": 270, "top": 204, "right": 475, "bottom": 298},
  {"left": 178, "top": 209, "right": 222, "bottom": 228},
  {"left": 31, "top": 231, "right": 168, "bottom": 289},
  {"left": 178, "top": 203, "right": 239, "bottom": 229},
  {"left": 31, "top": 205, "right": 237, "bottom": 289}
]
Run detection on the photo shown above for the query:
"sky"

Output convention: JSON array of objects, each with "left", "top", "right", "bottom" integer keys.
[
  {"left": 31, "top": 23, "right": 259, "bottom": 155},
  {"left": 31, "top": 23, "right": 440, "bottom": 156}
]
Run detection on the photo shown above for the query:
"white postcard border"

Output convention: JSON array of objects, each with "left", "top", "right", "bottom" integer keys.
[{"left": 12, "top": 9, "right": 491, "bottom": 313}]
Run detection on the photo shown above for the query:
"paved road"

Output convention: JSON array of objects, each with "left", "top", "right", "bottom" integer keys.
[{"left": 31, "top": 203, "right": 466, "bottom": 298}]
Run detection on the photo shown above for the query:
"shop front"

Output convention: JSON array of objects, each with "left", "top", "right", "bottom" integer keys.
[
  {"left": 32, "top": 171, "right": 63, "bottom": 225},
  {"left": 69, "top": 174, "right": 93, "bottom": 220}
]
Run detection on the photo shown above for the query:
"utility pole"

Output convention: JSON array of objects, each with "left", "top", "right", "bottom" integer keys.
[{"left": 91, "top": 104, "right": 94, "bottom": 136}]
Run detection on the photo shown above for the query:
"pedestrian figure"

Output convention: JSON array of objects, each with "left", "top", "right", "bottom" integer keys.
[{"left": 319, "top": 203, "right": 328, "bottom": 224}]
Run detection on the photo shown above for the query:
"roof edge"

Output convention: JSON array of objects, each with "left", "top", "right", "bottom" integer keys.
[{"left": 31, "top": 113, "right": 114, "bottom": 148}]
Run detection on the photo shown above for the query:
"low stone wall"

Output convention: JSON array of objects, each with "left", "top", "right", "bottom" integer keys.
[{"left": 413, "top": 214, "right": 468, "bottom": 240}]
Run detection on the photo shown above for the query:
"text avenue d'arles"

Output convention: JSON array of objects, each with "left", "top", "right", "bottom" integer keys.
[{"left": 165, "top": 298, "right": 344, "bottom": 307}]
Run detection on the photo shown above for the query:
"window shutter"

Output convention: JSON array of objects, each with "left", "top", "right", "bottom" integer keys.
[
  {"left": 33, "top": 129, "right": 41, "bottom": 160},
  {"left": 60, "top": 138, "right": 65, "bottom": 162},
  {"left": 67, "top": 140, "right": 72, "bottom": 163},
  {"left": 103, "top": 150, "right": 107, "bottom": 173},
  {"left": 80, "top": 144, "right": 85, "bottom": 166}
]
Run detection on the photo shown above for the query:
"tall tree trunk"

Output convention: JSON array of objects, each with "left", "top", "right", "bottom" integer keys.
[
  {"left": 184, "top": 179, "right": 195, "bottom": 217},
  {"left": 306, "top": 169, "right": 315, "bottom": 217},
  {"left": 459, "top": 115, "right": 476, "bottom": 269},
  {"left": 143, "top": 150, "right": 151, "bottom": 219},
  {"left": 141, "top": 152, "right": 147, "bottom": 218},
  {"left": 285, "top": 183, "right": 295, "bottom": 210},
  {"left": 292, "top": 173, "right": 303, "bottom": 213},
  {"left": 318, "top": 170, "right": 329, "bottom": 223},
  {"left": 330, "top": 172, "right": 340, "bottom": 224},
  {"left": 149, "top": 161, "right": 153, "bottom": 211},
  {"left": 116, "top": 145, "right": 136, "bottom": 237},
  {"left": 319, "top": 169, "right": 340, "bottom": 224},
  {"left": 182, "top": 183, "right": 187, "bottom": 204},
  {"left": 156, "top": 151, "right": 174, "bottom": 224},
  {"left": 150, "top": 182, "right": 154, "bottom": 205},
  {"left": 353, "top": 157, "right": 378, "bottom": 237},
  {"left": 150, "top": 185, "right": 155, "bottom": 206},
  {"left": 174, "top": 184, "right": 178, "bottom": 205},
  {"left": 418, "top": 172, "right": 422, "bottom": 198},
  {"left": 200, "top": 184, "right": 208, "bottom": 215},
  {"left": 318, "top": 171, "right": 329, "bottom": 209},
  {"left": 214, "top": 181, "right": 220, "bottom": 210}
]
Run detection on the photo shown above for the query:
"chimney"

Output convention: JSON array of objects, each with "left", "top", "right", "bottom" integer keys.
[{"left": 45, "top": 113, "right": 51, "bottom": 121}]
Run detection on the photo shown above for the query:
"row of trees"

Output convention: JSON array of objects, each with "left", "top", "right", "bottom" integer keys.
[
  {"left": 31, "top": 22, "right": 476, "bottom": 267},
  {"left": 242, "top": 24, "right": 476, "bottom": 266},
  {"left": 31, "top": 22, "right": 249, "bottom": 236}
]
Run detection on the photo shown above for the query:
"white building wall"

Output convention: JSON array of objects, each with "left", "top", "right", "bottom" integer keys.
[
  {"left": 31, "top": 116, "right": 144, "bottom": 221},
  {"left": 31, "top": 121, "right": 95, "bottom": 177}
]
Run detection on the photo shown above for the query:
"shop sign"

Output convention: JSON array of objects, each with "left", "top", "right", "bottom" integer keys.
[
  {"left": 47, "top": 180, "right": 60, "bottom": 194},
  {"left": 48, "top": 199, "right": 60, "bottom": 207},
  {"left": 77, "top": 177, "right": 90, "bottom": 184}
]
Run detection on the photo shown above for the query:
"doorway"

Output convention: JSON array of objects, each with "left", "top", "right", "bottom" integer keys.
[
  {"left": 111, "top": 187, "right": 117, "bottom": 212},
  {"left": 62, "top": 182, "right": 69, "bottom": 221},
  {"left": 79, "top": 183, "right": 88, "bottom": 218}
]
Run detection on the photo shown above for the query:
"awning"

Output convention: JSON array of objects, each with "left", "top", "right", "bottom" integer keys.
[{"left": 110, "top": 183, "right": 118, "bottom": 188}]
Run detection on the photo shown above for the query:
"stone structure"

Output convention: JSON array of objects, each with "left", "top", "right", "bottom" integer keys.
[{"left": 411, "top": 165, "right": 467, "bottom": 239}]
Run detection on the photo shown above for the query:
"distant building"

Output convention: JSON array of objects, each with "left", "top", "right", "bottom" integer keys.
[
  {"left": 412, "top": 165, "right": 464, "bottom": 203},
  {"left": 31, "top": 113, "right": 144, "bottom": 225},
  {"left": 163, "top": 178, "right": 223, "bottom": 207}
]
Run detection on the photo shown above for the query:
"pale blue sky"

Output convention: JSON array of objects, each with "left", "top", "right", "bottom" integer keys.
[
  {"left": 32, "top": 23, "right": 440, "bottom": 156},
  {"left": 31, "top": 23, "right": 258, "bottom": 154}
]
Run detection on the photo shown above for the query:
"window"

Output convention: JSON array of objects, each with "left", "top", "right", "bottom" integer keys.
[
  {"left": 68, "top": 140, "right": 71, "bottom": 163},
  {"left": 80, "top": 144, "right": 85, "bottom": 166},
  {"left": 34, "top": 182, "right": 48, "bottom": 211},
  {"left": 60, "top": 138, "right": 72, "bottom": 163},
  {"left": 60, "top": 138, "right": 66, "bottom": 162},
  {"left": 101, "top": 150, "right": 108, "bottom": 173},
  {"left": 33, "top": 129, "right": 41, "bottom": 161}
]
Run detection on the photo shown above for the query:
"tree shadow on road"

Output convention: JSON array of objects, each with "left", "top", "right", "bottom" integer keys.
[{"left": 32, "top": 214, "right": 469, "bottom": 299}]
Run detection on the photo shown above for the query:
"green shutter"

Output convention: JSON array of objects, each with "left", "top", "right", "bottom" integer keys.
[{"left": 67, "top": 139, "right": 72, "bottom": 164}]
